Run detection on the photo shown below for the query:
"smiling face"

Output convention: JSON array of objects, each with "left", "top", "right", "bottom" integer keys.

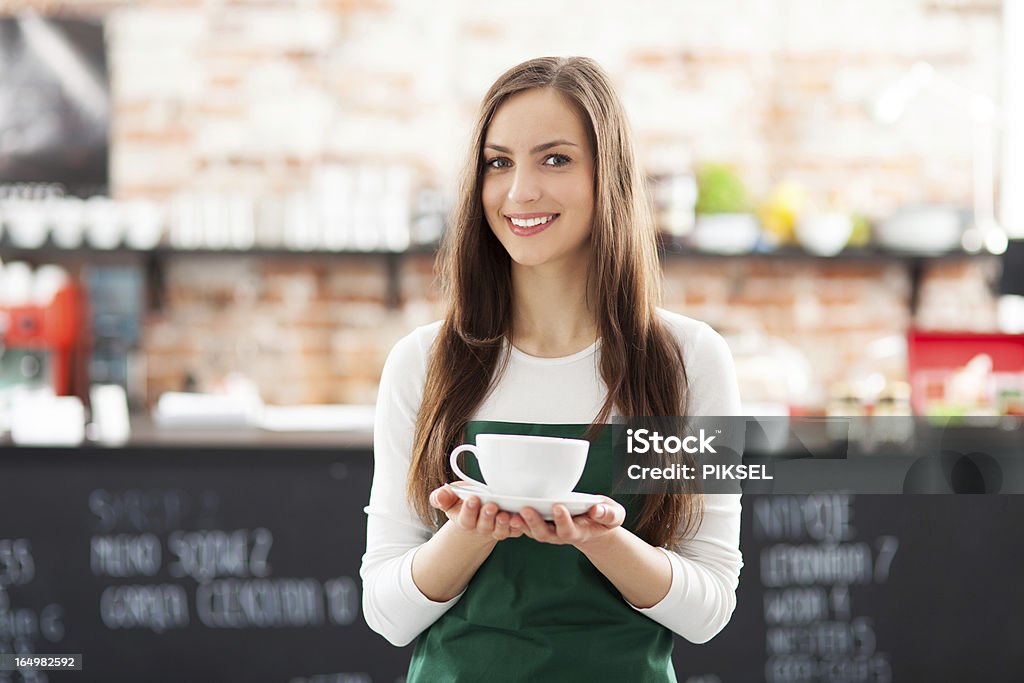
[{"left": 481, "top": 87, "right": 596, "bottom": 271}]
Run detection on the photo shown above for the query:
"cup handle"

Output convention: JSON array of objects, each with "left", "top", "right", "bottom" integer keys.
[{"left": 449, "top": 444, "right": 487, "bottom": 487}]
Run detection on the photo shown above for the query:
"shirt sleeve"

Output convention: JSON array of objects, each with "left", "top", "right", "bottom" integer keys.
[
  {"left": 628, "top": 321, "right": 744, "bottom": 643},
  {"left": 359, "top": 326, "right": 465, "bottom": 647}
]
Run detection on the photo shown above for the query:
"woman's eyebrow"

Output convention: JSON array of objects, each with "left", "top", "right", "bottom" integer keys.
[{"left": 484, "top": 140, "right": 579, "bottom": 154}]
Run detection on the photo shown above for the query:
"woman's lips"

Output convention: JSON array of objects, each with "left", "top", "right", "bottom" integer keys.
[{"left": 505, "top": 214, "right": 559, "bottom": 236}]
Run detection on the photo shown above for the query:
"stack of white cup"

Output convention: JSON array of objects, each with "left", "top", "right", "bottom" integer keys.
[{"left": 0, "top": 196, "right": 165, "bottom": 251}]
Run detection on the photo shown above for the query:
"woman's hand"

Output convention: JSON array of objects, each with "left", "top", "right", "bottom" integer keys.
[
  {"left": 429, "top": 485, "right": 526, "bottom": 543},
  {"left": 509, "top": 496, "right": 626, "bottom": 548}
]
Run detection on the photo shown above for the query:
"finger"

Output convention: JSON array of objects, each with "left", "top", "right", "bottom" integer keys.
[
  {"left": 552, "top": 505, "right": 578, "bottom": 541},
  {"left": 589, "top": 501, "right": 625, "bottom": 528},
  {"left": 521, "top": 507, "right": 554, "bottom": 541},
  {"left": 438, "top": 486, "right": 458, "bottom": 506},
  {"left": 457, "top": 495, "right": 480, "bottom": 530},
  {"left": 510, "top": 513, "right": 539, "bottom": 538},
  {"left": 492, "top": 511, "right": 511, "bottom": 540},
  {"left": 445, "top": 502, "right": 463, "bottom": 523},
  {"left": 607, "top": 501, "right": 625, "bottom": 527},
  {"left": 476, "top": 502, "right": 499, "bottom": 535},
  {"left": 509, "top": 514, "right": 528, "bottom": 537},
  {"left": 430, "top": 486, "right": 456, "bottom": 511},
  {"left": 432, "top": 490, "right": 463, "bottom": 523}
]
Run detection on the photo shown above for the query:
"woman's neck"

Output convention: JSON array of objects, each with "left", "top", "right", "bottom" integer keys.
[{"left": 509, "top": 258, "right": 598, "bottom": 358}]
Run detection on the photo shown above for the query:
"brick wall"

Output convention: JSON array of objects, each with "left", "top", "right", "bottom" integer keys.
[
  {"left": 143, "top": 253, "right": 444, "bottom": 406},
  {"left": 139, "top": 250, "right": 999, "bottom": 409},
  {"left": 10, "top": 0, "right": 1005, "bottom": 408}
]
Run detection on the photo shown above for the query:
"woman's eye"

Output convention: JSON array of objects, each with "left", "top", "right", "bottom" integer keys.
[{"left": 485, "top": 154, "right": 570, "bottom": 170}]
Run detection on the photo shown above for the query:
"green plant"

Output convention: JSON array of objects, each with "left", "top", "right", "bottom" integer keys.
[{"left": 694, "top": 164, "right": 751, "bottom": 214}]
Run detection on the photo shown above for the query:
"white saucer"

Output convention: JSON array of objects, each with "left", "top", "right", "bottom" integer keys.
[{"left": 448, "top": 481, "right": 604, "bottom": 521}]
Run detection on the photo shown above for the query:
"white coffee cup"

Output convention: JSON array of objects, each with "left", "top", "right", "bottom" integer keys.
[
  {"left": 85, "top": 196, "right": 124, "bottom": 249},
  {"left": 50, "top": 197, "right": 86, "bottom": 248},
  {"left": 124, "top": 199, "right": 164, "bottom": 250},
  {"left": 5, "top": 199, "right": 49, "bottom": 248},
  {"left": 449, "top": 433, "right": 589, "bottom": 499}
]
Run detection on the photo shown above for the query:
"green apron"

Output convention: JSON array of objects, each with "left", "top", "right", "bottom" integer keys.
[{"left": 407, "top": 421, "right": 677, "bottom": 682}]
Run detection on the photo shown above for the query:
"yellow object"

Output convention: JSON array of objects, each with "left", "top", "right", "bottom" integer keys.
[
  {"left": 848, "top": 213, "right": 871, "bottom": 247},
  {"left": 758, "top": 181, "right": 809, "bottom": 245}
]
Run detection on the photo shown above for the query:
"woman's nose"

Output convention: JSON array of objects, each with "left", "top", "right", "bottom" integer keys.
[{"left": 507, "top": 166, "right": 542, "bottom": 204}]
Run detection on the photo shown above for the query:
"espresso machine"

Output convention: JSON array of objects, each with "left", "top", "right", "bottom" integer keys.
[{"left": 0, "top": 280, "right": 89, "bottom": 398}]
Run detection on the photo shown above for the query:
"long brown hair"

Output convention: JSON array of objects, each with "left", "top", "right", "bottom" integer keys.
[{"left": 407, "top": 56, "right": 702, "bottom": 549}]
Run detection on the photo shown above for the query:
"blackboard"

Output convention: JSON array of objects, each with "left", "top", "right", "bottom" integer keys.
[
  {"left": 2, "top": 446, "right": 1023, "bottom": 682},
  {"left": 0, "top": 446, "right": 409, "bottom": 683},
  {"left": 673, "top": 494, "right": 1024, "bottom": 683}
]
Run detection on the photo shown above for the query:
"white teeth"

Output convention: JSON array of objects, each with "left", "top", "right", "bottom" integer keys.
[{"left": 509, "top": 214, "right": 556, "bottom": 228}]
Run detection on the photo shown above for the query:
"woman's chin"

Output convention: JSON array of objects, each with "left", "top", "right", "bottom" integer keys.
[
  {"left": 506, "top": 243, "right": 591, "bottom": 271},
  {"left": 507, "top": 250, "right": 557, "bottom": 268}
]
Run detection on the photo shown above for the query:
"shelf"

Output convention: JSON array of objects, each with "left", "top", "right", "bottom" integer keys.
[
  {"left": 0, "top": 237, "right": 442, "bottom": 310},
  {"left": 0, "top": 237, "right": 440, "bottom": 260},
  {"left": 1, "top": 234, "right": 989, "bottom": 262},
  {"left": 655, "top": 237, "right": 988, "bottom": 262},
  {"left": 1, "top": 235, "right": 994, "bottom": 313}
]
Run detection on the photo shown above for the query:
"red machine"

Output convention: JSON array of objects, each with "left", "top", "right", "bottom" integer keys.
[
  {"left": 907, "top": 329, "right": 1024, "bottom": 416},
  {"left": 0, "top": 282, "right": 89, "bottom": 397}
]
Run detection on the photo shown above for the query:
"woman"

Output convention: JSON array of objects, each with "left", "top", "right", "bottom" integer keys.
[{"left": 360, "top": 56, "right": 742, "bottom": 681}]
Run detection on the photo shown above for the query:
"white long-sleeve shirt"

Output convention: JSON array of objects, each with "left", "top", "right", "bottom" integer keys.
[{"left": 360, "top": 307, "right": 743, "bottom": 647}]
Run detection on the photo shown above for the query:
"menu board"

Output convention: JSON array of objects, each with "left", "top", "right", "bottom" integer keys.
[
  {"left": 674, "top": 494, "right": 1024, "bottom": 682},
  {"left": 0, "top": 446, "right": 409, "bottom": 683},
  {"left": 2, "top": 446, "right": 1023, "bottom": 682}
]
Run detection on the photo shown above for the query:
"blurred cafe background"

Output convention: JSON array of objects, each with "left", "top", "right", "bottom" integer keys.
[
  {"left": 1, "top": 1, "right": 1024, "bottom": 682},
  {"left": 3, "top": 0, "right": 1024, "bottom": 431}
]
